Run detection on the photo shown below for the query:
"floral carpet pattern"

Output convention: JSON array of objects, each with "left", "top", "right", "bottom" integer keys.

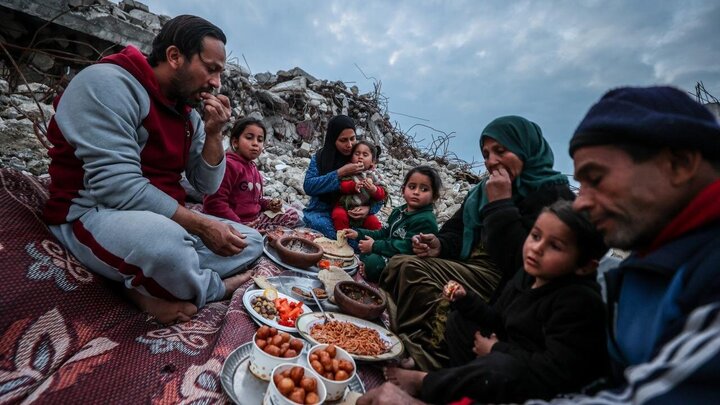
[{"left": 0, "top": 168, "right": 382, "bottom": 404}]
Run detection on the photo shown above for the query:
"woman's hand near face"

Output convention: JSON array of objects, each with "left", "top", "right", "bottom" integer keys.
[
  {"left": 338, "top": 161, "right": 365, "bottom": 177},
  {"left": 485, "top": 166, "right": 513, "bottom": 202}
]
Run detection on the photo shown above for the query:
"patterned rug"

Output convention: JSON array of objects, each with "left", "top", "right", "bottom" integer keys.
[{"left": 0, "top": 168, "right": 384, "bottom": 404}]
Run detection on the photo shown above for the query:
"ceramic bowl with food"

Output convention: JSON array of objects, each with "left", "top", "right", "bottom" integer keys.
[
  {"left": 249, "top": 326, "right": 304, "bottom": 381},
  {"left": 274, "top": 236, "right": 325, "bottom": 269},
  {"left": 265, "top": 226, "right": 294, "bottom": 248},
  {"left": 334, "top": 281, "right": 387, "bottom": 320},
  {"left": 307, "top": 344, "right": 356, "bottom": 401},
  {"left": 267, "top": 363, "right": 326, "bottom": 405}
]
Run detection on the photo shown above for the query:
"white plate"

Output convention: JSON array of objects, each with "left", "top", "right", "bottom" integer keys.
[
  {"left": 295, "top": 312, "right": 403, "bottom": 362},
  {"left": 294, "top": 227, "right": 326, "bottom": 240},
  {"left": 242, "top": 289, "right": 312, "bottom": 333},
  {"left": 263, "top": 237, "right": 358, "bottom": 277},
  {"left": 260, "top": 276, "right": 328, "bottom": 306},
  {"left": 220, "top": 342, "right": 365, "bottom": 404}
]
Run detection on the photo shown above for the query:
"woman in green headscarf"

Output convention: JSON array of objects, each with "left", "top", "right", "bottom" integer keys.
[{"left": 379, "top": 116, "right": 574, "bottom": 371}]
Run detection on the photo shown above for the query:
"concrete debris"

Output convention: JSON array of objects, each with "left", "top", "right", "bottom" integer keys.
[
  {"left": 270, "top": 76, "right": 307, "bottom": 93},
  {"left": 0, "top": 0, "right": 482, "bottom": 224},
  {"left": 128, "top": 9, "right": 161, "bottom": 31},
  {"left": 278, "top": 67, "right": 318, "bottom": 84},
  {"left": 118, "top": 0, "right": 148, "bottom": 13}
]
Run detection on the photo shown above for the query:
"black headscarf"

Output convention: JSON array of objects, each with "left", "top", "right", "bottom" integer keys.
[{"left": 315, "top": 115, "right": 356, "bottom": 204}]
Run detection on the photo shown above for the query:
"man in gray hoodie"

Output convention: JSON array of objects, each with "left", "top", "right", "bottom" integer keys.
[{"left": 43, "top": 15, "right": 263, "bottom": 324}]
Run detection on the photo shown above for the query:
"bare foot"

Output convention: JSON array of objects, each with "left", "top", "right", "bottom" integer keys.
[
  {"left": 125, "top": 289, "right": 198, "bottom": 324},
  {"left": 222, "top": 269, "right": 255, "bottom": 299},
  {"left": 383, "top": 367, "right": 426, "bottom": 397},
  {"left": 399, "top": 356, "right": 416, "bottom": 369},
  {"left": 357, "top": 382, "right": 426, "bottom": 405}
]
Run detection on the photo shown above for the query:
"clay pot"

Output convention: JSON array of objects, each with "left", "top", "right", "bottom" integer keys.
[
  {"left": 274, "top": 236, "right": 324, "bottom": 269},
  {"left": 333, "top": 281, "right": 387, "bottom": 320},
  {"left": 265, "top": 226, "right": 293, "bottom": 248}
]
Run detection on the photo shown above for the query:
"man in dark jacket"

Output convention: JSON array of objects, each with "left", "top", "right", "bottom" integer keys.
[{"left": 563, "top": 86, "right": 720, "bottom": 403}]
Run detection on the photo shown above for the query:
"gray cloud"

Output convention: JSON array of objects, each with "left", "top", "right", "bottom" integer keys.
[{"left": 145, "top": 0, "right": 720, "bottom": 175}]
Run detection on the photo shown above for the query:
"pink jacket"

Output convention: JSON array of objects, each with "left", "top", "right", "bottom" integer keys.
[{"left": 203, "top": 152, "right": 269, "bottom": 223}]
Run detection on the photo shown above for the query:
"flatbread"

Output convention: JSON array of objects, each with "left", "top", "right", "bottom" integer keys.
[
  {"left": 262, "top": 207, "right": 285, "bottom": 219},
  {"left": 252, "top": 275, "right": 276, "bottom": 290},
  {"left": 318, "top": 266, "right": 353, "bottom": 301},
  {"left": 336, "top": 230, "right": 347, "bottom": 246},
  {"left": 313, "top": 236, "right": 354, "bottom": 258},
  {"left": 321, "top": 253, "right": 356, "bottom": 267}
]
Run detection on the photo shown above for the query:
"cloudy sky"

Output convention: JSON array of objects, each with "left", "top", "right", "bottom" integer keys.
[{"left": 144, "top": 0, "right": 720, "bottom": 176}]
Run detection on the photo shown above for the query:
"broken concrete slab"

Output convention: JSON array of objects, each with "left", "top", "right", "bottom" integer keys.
[
  {"left": 269, "top": 76, "right": 307, "bottom": 94},
  {"left": 0, "top": 0, "right": 155, "bottom": 53}
]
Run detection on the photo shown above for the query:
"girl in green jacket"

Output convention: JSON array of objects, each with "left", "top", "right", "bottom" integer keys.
[{"left": 345, "top": 166, "right": 442, "bottom": 282}]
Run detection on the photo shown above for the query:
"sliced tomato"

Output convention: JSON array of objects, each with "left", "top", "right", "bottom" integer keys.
[{"left": 287, "top": 306, "right": 303, "bottom": 320}]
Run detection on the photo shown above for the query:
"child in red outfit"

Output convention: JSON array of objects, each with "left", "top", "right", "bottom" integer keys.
[
  {"left": 332, "top": 140, "right": 386, "bottom": 230},
  {"left": 203, "top": 118, "right": 300, "bottom": 230}
]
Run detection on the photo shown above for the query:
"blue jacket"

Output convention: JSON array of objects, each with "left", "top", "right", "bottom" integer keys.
[
  {"left": 303, "top": 155, "right": 343, "bottom": 214},
  {"left": 302, "top": 155, "right": 382, "bottom": 239},
  {"left": 606, "top": 224, "right": 720, "bottom": 372}
]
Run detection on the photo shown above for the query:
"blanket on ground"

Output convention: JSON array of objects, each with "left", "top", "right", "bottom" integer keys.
[{"left": 0, "top": 168, "right": 382, "bottom": 404}]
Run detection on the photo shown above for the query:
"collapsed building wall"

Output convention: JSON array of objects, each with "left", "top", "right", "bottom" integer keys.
[
  {"left": 0, "top": 0, "right": 163, "bottom": 85},
  {"left": 0, "top": 0, "right": 484, "bottom": 222}
]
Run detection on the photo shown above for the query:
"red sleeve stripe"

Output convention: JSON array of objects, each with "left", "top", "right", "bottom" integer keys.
[{"left": 72, "top": 220, "right": 177, "bottom": 301}]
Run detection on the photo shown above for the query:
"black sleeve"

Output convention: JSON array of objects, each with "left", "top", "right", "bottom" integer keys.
[
  {"left": 491, "top": 286, "right": 608, "bottom": 393},
  {"left": 437, "top": 202, "right": 466, "bottom": 258},
  {"left": 423, "top": 285, "right": 606, "bottom": 404},
  {"left": 482, "top": 183, "right": 575, "bottom": 293},
  {"left": 421, "top": 352, "right": 534, "bottom": 403},
  {"left": 452, "top": 289, "right": 503, "bottom": 332}
]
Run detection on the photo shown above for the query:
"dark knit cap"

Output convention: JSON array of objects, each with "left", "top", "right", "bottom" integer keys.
[{"left": 569, "top": 86, "right": 720, "bottom": 158}]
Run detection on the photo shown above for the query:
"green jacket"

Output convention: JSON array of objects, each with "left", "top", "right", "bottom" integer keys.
[{"left": 357, "top": 204, "right": 438, "bottom": 257}]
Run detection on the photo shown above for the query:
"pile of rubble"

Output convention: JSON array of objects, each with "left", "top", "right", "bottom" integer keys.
[
  {"left": 215, "top": 65, "right": 474, "bottom": 223},
  {"left": 0, "top": 0, "right": 482, "bottom": 224}
]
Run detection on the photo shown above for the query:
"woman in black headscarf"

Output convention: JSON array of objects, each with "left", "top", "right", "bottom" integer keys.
[{"left": 303, "top": 115, "right": 370, "bottom": 238}]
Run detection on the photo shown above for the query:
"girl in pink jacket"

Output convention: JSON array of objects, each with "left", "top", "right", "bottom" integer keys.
[{"left": 203, "top": 118, "right": 300, "bottom": 230}]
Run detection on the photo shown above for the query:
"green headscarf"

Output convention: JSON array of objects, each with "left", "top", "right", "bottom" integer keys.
[{"left": 460, "top": 115, "right": 568, "bottom": 259}]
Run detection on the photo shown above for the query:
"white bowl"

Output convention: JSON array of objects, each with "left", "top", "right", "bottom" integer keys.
[
  {"left": 306, "top": 344, "right": 356, "bottom": 401},
  {"left": 266, "top": 363, "right": 327, "bottom": 405},
  {"left": 249, "top": 331, "right": 303, "bottom": 381}
]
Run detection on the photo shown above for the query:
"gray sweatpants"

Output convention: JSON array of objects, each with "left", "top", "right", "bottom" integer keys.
[{"left": 49, "top": 208, "right": 264, "bottom": 308}]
